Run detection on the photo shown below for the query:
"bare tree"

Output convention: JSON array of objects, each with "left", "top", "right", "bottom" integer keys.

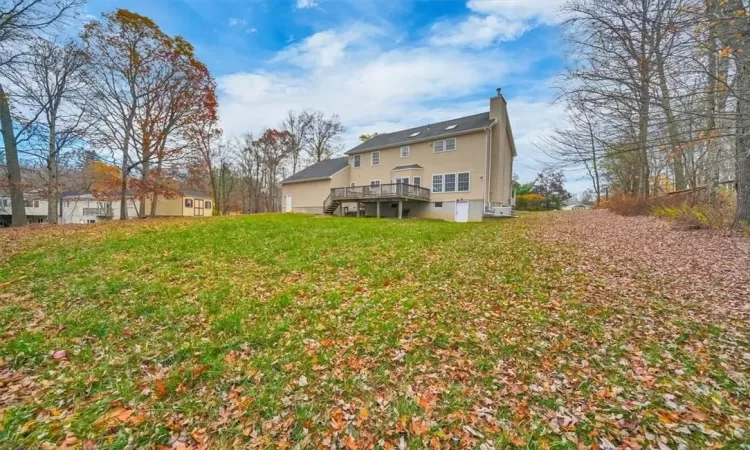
[
  {"left": 0, "top": 0, "right": 82, "bottom": 226},
  {"left": 305, "top": 111, "right": 343, "bottom": 163},
  {"left": 186, "top": 115, "right": 223, "bottom": 214},
  {"left": 540, "top": 95, "right": 604, "bottom": 203},
  {"left": 281, "top": 109, "right": 313, "bottom": 174},
  {"left": 7, "top": 38, "right": 88, "bottom": 223},
  {"left": 563, "top": 0, "right": 681, "bottom": 198}
]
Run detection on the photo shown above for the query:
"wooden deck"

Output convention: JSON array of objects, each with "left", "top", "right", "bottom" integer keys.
[
  {"left": 324, "top": 183, "right": 430, "bottom": 217},
  {"left": 330, "top": 183, "right": 430, "bottom": 202}
]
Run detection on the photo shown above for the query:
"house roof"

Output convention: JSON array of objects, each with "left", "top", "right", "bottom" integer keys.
[
  {"left": 181, "top": 188, "right": 210, "bottom": 198},
  {"left": 393, "top": 164, "right": 423, "bottom": 170},
  {"left": 345, "top": 112, "right": 495, "bottom": 155},
  {"left": 281, "top": 157, "right": 349, "bottom": 184}
]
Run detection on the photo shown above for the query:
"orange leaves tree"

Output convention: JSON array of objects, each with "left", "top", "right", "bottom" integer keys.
[
  {"left": 83, "top": 9, "right": 217, "bottom": 219},
  {"left": 184, "top": 80, "right": 223, "bottom": 212}
]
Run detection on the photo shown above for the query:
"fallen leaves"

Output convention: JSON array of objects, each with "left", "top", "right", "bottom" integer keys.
[
  {"left": 93, "top": 407, "right": 145, "bottom": 428},
  {"left": 1, "top": 212, "right": 748, "bottom": 448}
]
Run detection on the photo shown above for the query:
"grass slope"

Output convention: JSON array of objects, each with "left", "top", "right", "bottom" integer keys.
[{"left": 0, "top": 214, "right": 747, "bottom": 449}]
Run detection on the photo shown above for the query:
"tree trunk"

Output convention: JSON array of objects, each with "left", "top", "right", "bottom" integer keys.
[
  {"left": 140, "top": 159, "right": 149, "bottom": 219},
  {"left": 0, "top": 83, "right": 28, "bottom": 227},
  {"left": 210, "top": 170, "right": 219, "bottom": 216},
  {"left": 47, "top": 115, "right": 58, "bottom": 224},
  {"left": 657, "top": 59, "right": 686, "bottom": 191},
  {"left": 120, "top": 103, "right": 136, "bottom": 220},
  {"left": 149, "top": 159, "right": 162, "bottom": 218},
  {"left": 586, "top": 119, "right": 601, "bottom": 203},
  {"left": 706, "top": 0, "right": 721, "bottom": 203},
  {"left": 637, "top": 8, "right": 651, "bottom": 199},
  {"left": 736, "top": 51, "right": 750, "bottom": 223}
]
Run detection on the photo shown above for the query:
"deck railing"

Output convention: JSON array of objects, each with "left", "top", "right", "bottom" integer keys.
[
  {"left": 82, "top": 206, "right": 113, "bottom": 217},
  {"left": 330, "top": 183, "right": 430, "bottom": 202}
]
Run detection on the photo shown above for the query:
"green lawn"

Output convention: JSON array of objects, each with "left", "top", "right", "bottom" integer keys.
[{"left": 0, "top": 214, "right": 747, "bottom": 449}]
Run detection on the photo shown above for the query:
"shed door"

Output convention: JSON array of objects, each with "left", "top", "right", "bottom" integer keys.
[
  {"left": 286, "top": 195, "right": 293, "bottom": 213},
  {"left": 455, "top": 201, "right": 469, "bottom": 223}
]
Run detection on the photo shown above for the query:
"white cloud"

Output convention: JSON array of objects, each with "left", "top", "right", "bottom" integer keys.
[
  {"left": 216, "top": 16, "right": 572, "bottom": 184},
  {"left": 467, "top": 0, "right": 568, "bottom": 24},
  {"left": 430, "top": 0, "right": 567, "bottom": 48},
  {"left": 228, "top": 17, "right": 247, "bottom": 27},
  {"left": 218, "top": 22, "right": 513, "bottom": 148},
  {"left": 430, "top": 15, "right": 529, "bottom": 47},
  {"left": 295, "top": 0, "right": 319, "bottom": 9},
  {"left": 273, "top": 24, "right": 382, "bottom": 69}
]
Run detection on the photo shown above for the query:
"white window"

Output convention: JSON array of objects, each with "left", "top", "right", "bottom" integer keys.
[
  {"left": 445, "top": 124, "right": 457, "bottom": 130},
  {"left": 353, "top": 155, "right": 361, "bottom": 168},
  {"left": 371, "top": 151, "right": 380, "bottom": 166},
  {"left": 432, "top": 174, "right": 443, "bottom": 193},
  {"left": 400, "top": 146, "right": 410, "bottom": 158},
  {"left": 409, "top": 131, "right": 421, "bottom": 138},
  {"left": 413, "top": 176, "right": 421, "bottom": 188},
  {"left": 350, "top": 182, "right": 356, "bottom": 187},
  {"left": 393, "top": 177, "right": 409, "bottom": 184},
  {"left": 434, "top": 138, "right": 457, "bottom": 153},
  {"left": 458, "top": 172, "right": 470, "bottom": 192},
  {"left": 370, "top": 180, "right": 380, "bottom": 187},
  {"left": 444, "top": 173, "right": 456, "bottom": 192}
]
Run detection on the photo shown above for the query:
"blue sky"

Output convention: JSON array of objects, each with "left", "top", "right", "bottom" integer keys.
[{"left": 83, "top": 0, "right": 583, "bottom": 190}]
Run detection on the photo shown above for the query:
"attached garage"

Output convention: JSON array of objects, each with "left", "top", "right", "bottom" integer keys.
[{"left": 281, "top": 157, "right": 350, "bottom": 214}]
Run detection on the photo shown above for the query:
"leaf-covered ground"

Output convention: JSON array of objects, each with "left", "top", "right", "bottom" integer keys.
[{"left": 0, "top": 212, "right": 748, "bottom": 449}]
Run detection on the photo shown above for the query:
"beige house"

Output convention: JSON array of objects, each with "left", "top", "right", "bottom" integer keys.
[
  {"left": 281, "top": 89, "right": 516, "bottom": 222},
  {"left": 145, "top": 188, "right": 214, "bottom": 217}
]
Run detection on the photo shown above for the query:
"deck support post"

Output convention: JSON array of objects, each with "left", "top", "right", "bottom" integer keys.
[
  {"left": 356, "top": 202, "right": 360, "bottom": 217},
  {"left": 398, "top": 201, "right": 403, "bottom": 219},
  {"left": 376, "top": 202, "right": 380, "bottom": 218}
]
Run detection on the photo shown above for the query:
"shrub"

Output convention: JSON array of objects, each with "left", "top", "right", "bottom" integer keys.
[
  {"left": 516, "top": 193, "right": 551, "bottom": 211},
  {"left": 599, "top": 195, "right": 652, "bottom": 216},
  {"left": 603, "top": 190, "right": 737, "bottom": 229}
]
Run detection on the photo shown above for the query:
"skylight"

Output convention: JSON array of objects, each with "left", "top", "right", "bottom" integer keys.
[
  {"left": 445, "top": 124, "right": 457, "bottom": 130},
  {"left": 408, "top": 132, "right": 421, "bottom": 138}
]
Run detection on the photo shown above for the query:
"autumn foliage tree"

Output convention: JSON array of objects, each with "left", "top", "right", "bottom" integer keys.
[
  {"left": 184, "top": 76, "right": 223, "bottom": 213},
  {"left": 83, "top": 9, "right": 217, "bottom": 219}
]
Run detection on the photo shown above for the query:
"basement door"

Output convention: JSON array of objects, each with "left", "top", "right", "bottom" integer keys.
[
  {"left": 286, "top": 195, "right": 293, "bottom": 213},
  {"left": 455, "top": 201, "right": 469, "bottom": 223}
]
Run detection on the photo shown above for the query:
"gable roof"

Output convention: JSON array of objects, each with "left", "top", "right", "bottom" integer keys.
[
  {"left": 345, "top": 112, "right": 495, "bottom": 155},
  {"left": 181, "top": 188, "right": 210, "bottom": 198},
  {"left": 282, "top": 157, "right": 349, "bottom": 184},
  {"left": 393, "top": 164, "right": 423, "bottom": 170}
]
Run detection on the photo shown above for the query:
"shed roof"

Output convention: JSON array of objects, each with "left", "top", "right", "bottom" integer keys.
[{"left": 181, "top": 188, "right": 210, "bottom": 198}]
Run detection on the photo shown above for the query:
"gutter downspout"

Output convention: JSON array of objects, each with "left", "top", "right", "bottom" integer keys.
[
  {"left": 483, "top": 127, "right": 489, "bottom": 212},
  {"left": 484, "top": 119, "right": 497, "bottom": 213}
]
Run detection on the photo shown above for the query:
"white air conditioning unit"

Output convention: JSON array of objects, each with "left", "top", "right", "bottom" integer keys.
[{"left": 491, "top": 206, "right": 513, "bottom": 217}]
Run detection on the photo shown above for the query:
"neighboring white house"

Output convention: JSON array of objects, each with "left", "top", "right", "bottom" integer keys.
[
  {"left": 0, "top": 193, "right": 49, "bottom": 226},
  {"left": 563, "top": 203, "right": 592, "bottom": 211},
  {"left": 59, "top": 193, "right": 139, "bottom": 224}
]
